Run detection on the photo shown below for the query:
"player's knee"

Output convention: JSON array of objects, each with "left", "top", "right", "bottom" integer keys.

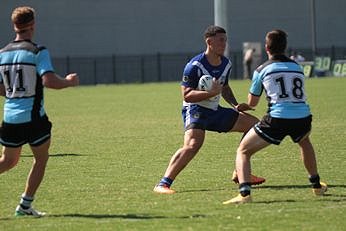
[
  {"left": 237, "top": 145, "right": 252, "bottom": 156},
  {"left": 0, "top": 156, "right": 19, "bottom": 171},
  {"left": 187, "top": 142, "right": 203, "bottom": 153}
]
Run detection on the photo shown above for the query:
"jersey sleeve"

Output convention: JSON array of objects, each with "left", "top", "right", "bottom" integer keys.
[
  {"left": 36, "top": 48, "right": 54, "bottom": 76},
  {"left": 181, "top": 62, "right": 199, "bottom": 89},
  {"left": 249, "top": 71, "right": 263, "bottom": 96}
]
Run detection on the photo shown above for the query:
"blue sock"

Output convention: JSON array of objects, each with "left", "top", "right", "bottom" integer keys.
[{"left": 158, "top": 177, "right": 173, "bottom": 187}]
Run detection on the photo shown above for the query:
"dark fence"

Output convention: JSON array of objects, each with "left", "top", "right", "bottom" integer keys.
[{"left": 52, "top": 47, "right": 346, "bottom": 85}]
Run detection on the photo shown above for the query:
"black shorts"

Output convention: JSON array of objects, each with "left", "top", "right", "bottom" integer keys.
[
  {"left": 254, "top": 114, "right": 312, "bottom": 145},
  {"left": 0, "top": 115, "right": 52, "bottom": 148}
]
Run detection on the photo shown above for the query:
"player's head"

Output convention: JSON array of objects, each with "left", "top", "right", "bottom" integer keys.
[
  {"left": 265, "top": 29, "right": 287, "bottom": 55},
  {"left": 11, "top": 6, "right": 35, "bottom": 34},
  {"left": 204, "top": 25, "right": 227, "bottom": 56}
]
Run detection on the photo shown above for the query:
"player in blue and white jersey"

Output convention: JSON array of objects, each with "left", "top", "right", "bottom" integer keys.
[
  {"left": 154, "top": 25, "right": 265, "bottom": 194},
  {"left": 0, "top": 6, "right": 79, "bottom": 216},
  {"left": 224, "top": 29, "right": 327, "bottom": 204}
]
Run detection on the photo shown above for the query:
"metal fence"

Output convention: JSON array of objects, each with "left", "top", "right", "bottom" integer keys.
[{"left": 52, "top": 46, "right": 346, "bottom": 85}]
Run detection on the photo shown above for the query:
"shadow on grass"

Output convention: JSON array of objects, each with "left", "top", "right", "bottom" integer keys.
[
  {"left": 0, "top": 213, "right": 207, "bottom": 220},
  {"left": 179, "top": 188, "right": 226, "bottom": 193},
  {"left": 49, "top": 213, "right": 167, "bottom": 219},
  {"left": 21, "top": 153, "right": 85, "bottom": 157},
  {"left": 255, "top": 184, "right": 346, "bottom": 190},
  {"left": 50, "top": 213, "right": 207, "bottom": 219},
  {"left": 254, "top": 199, "right": 297, "bottom": 204}
]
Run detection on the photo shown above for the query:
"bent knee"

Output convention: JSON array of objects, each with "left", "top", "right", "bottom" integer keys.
[
  {"left": 0, "top": 156, "right": 19, "bottom": 170},
  {"left": 185, "top": 143, "right": 203, "bottom": 153},
  {"left": 237, "top": 145, "right": 253, "bottom": 156}
]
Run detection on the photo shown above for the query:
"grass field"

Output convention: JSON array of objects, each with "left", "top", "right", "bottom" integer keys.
[{"left": 0, "top": 77, "right": 345, "bottom": 230}]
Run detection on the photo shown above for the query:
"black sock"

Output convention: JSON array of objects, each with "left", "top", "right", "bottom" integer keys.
[
  {"left": 239, "top": 182, "right": 251, "bottom": 197},
  {"left": 309, "top": 174, "right": 321, "bottom": 188}
]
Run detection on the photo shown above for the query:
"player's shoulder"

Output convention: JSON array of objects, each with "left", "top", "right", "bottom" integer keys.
[
  {"left": 256, "top": 55, "right": 297, "bottom": 73},
  {"left": 188, "top": 52, "right": 205, "bottom": 64},
  {"left": 0, "top": 40, "right": 46, "bottom": 54},
  {"left": 184, "top": 52, "right": 204, "bottom": 70}
]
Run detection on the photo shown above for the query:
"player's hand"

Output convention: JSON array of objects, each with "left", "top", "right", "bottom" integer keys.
[
  {"left": 209, "top": 78, "right": 223, "bottom": 96},
  {"left": 236, "top": 103, "right": 254, "bottom": 112},
  {"left": 65, "top": 73, "right": 79, "bottom": 86}
]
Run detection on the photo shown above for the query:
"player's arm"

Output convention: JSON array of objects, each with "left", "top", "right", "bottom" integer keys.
[
  {"left": 42, "top": 72, "right": 79, "bottom": 89},
  {"left": 221, "top": 84, "right": 238, "bottom": 107},
  {"left": 182, "top": 79, "right": 222, "bottom": 103},
  {"left": 236, "top": 71, "right": 261, "bottom": 111},
  {"left": 248, "top": 93, "right": 260, "bottom": 108}
]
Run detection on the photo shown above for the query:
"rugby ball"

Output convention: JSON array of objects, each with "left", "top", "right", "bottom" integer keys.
[{"left": 198, "top": 75, "right": 213, "bottom": 91}]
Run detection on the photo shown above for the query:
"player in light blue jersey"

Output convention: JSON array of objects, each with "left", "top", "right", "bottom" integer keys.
[
  {"left": 224, "top": 29, "right": 327, "bottom": 204},
  {"left": 154, "top": 25, "right": 265, "bottom": 194},
  {"left": 0, "top": 6, "right": 79, "bottom": 216}
]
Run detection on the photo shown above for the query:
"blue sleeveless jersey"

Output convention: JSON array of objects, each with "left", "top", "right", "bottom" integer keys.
[
  {"left": 0, "top": 40, "right": 54, "bottom": 123},
  {"left": 181, "top": 52, "right": 232, "bottom": 110},
  {"left": 250, "top": 55, "right": 311, "bottom": 119}
]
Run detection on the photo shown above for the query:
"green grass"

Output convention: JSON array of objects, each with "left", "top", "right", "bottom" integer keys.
[{"left": 0, "top": 77, "right": 345, "bottom": 230}]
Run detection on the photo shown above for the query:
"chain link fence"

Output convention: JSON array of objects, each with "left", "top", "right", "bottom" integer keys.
[{"left": 52, "top": 47, "right": 346, "bottom": 85}]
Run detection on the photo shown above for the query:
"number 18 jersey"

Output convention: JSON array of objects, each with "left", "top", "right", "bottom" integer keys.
[
  {"left": 250, "top": 55, "right": 311, "bottom": 119},
  {"left": 0, "top": 40, "right": 54, "bottom": 124}
]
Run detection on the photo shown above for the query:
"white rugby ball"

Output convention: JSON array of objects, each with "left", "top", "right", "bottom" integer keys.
[{"left": 198, "top": 75, "right": 213, "bottom": 91}]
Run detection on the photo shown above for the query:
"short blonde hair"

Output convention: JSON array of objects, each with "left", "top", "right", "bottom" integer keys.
[{"left": 11, "top": 6, "right": 35, "bottom": 33}]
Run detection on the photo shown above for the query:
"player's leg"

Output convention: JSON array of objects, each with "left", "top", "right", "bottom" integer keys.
[
  {"left": 25, "top": 139, "right": 50, "bottom": 197},
  {"left": 224, "top": 128, "right": 270, "bottom": 204},
  {"left": 298, "top": 136, "right": 318, "bottom": 176},
  {"left": 228, "top": 111, "right": 265, "bottom": 185},
  {"left": 298, "top": 136, "right": 327, "bottom": 196},
  {"left": 229, "top": 111, "right": 258, "bottom": 133},
  {"left": 0, "top": 122, "right": 23, "bottom": 173},
  {"left": 0, "top": 146, "right": 22, "bottom": 173},
  {"left": 15, "top": 139, "right": 50, "bottom": 217},
  {"left": 154, "top": 129, "right": 205, "bottom": 194},
  {"left": 164, "top": 128, "right": 205, "bottom": 179},
  {"left": 15, "top": 116, "right": 51, "bottom": 217}
]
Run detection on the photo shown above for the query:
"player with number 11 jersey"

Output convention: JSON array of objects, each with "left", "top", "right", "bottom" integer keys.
[{"left": 0, "top": 40, "right": 53, "bottom": 124}]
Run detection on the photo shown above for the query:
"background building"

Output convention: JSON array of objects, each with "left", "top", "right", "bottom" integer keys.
[{"left": 1, "top": 0, "right": 345, "bottom": 83}]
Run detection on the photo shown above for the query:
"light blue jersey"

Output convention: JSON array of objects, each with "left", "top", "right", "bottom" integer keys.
[
  {"left": 250, "top": 55, "right": 310, "bottom": 119},
  {"left": 0, "top": 40, "right": 54, "bottom": 123}
]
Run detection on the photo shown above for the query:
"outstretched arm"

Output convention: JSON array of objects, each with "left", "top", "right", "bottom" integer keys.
[{"left": 42, "top": 72, "right": 79, "bottom": 89}]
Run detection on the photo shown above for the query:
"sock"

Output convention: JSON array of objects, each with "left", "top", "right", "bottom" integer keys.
[
  {"left": 19, "top": 194, "right": 34, "bottom": 209},
  {"left": 309, "top": 174, "right": 321, "bottom": 188},
  {"left": 239, "top": 182, "right": 251, "bottom": 197},
  {"left": 158, "top": 177, "right": 173, "bottom": 187}
]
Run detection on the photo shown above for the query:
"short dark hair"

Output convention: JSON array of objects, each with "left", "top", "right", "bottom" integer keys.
[
  {"left": 265, "top": 29, "right": 287, "bottom": 54},
  {"left": 204, "top": 25, "right": 226, "bottom": 39}
]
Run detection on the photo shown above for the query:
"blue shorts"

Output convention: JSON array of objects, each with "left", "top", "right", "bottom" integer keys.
[
  {"left": 0, "top": 115, "right": 52, "bottom": 148},
  {"left": 182, "top": 104, "right": 239, "bottom": 132}
]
